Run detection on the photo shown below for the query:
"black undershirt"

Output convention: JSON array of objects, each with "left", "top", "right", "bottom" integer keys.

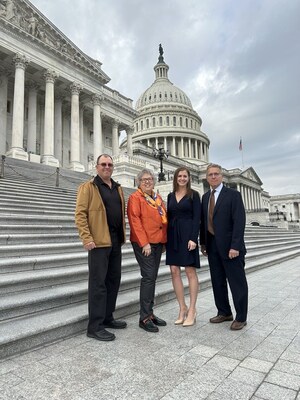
[{"left": 94, "top": 175, "right": 123, "bottom": 241}]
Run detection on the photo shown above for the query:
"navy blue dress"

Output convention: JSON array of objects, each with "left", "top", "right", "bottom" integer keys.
[{"left": 166, "top": 190, "right": 201, "bottom": 268}]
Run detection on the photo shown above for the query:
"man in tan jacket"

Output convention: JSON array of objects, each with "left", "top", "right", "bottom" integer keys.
[{"left": 75, "top": 154, "right": 126, "bottom": 341}]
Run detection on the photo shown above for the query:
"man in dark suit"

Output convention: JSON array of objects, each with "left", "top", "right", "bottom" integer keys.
[{"left": 200, "top": 163, "right": 248, "bottom": 330}]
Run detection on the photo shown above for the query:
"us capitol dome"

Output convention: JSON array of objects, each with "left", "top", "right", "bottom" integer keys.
[{"left": 131, "top": 44, "right": 210, "bottom": 166}]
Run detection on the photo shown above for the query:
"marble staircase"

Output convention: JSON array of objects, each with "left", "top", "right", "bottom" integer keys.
[{"left": 0, "top": 178, "right": 300, "bottom": 359}]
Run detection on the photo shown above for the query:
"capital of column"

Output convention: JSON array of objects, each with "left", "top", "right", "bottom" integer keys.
[
  {"left": 44, "top": 69, "right": 58, "bottom": 83},
  {"left": 26, "top": 80, "right": 40, "bottom": 92},
  {"left": 0, "top": 67, "right": 12, "bottom": 78},
  {"left": 112, "top": 119, "right": 120, "bottom": 129},
  {"left": 91, "top": 94, "right": 103, "bottom": 106},
  {"left": 126, "top": 125, "right": 134, "bottom": 135},
  {"left": 55, "top": 90, "right": 65, "bottom": 101},
  {"left": 13, "top": 53, "right": 29, "bottom": 70},
  {"left": 70, "top": 82, "right": 82, "bottom": 95}
]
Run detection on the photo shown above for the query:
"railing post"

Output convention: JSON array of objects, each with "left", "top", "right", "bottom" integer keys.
[
  {"left": 56, "top": 167, "right": 59, "bottom": 187},
  {"left": 0, "top": 155, "right": 5, "bottom": 179}
]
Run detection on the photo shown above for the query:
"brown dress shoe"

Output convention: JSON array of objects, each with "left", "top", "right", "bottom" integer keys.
[
  {"left": 209, "top": 315, "right": 233, "bottom": 323},
  {"left": 230, "top": 320, "right": 247, "bottom": 330}
]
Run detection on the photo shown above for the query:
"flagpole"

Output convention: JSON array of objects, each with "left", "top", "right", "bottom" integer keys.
[{"left": 239, "top": 137, "right": 244, "bottom": 169}]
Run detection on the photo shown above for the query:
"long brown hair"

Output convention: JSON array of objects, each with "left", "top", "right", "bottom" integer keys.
[{"left": 173, "top": 167, "right": 193, "bottom": 197}]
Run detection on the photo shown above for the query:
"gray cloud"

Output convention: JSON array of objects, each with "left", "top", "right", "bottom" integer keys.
[{"left": 31, "top": 0, "right": 300, "bottom": 195}]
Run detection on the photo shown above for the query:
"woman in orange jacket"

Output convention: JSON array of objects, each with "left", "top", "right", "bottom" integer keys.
[{"left": 127, "top": 168, "right": 167, "bottom": 333}]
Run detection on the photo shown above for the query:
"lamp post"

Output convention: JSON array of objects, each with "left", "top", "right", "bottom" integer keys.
[{"left": 152, "top": 142, "right": 169, "bottom": 182}]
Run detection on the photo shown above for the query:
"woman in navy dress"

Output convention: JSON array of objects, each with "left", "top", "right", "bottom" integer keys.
[{"left": 166, "top": 167, "right": 201, "bottom": 326}]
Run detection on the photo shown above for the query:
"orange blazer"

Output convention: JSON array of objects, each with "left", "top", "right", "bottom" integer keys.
[{"left": 127, "top": 190, "right": 167, "bottom": 247}]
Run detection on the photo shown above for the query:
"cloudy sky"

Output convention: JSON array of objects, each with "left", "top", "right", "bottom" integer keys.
[{"left": 30, "top": 0, "right": 300, "bottom": 195}]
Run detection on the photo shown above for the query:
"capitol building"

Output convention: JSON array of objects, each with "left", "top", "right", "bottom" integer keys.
[{"left": 0, "top": 0, "right": 299, "bottom": 227}]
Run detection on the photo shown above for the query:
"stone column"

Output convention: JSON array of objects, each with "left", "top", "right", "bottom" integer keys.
[
  {"left": 54, "top": 92, "right": 64, "bottom": 164},
  {"left": 79, "top": 104, "right": 85, "bottom": 166},
  {"left": 0, "top": 68, "right": 10, "bottom": 155},
  {"left": 7, "top": 54, "right": 29, "bottom": 160},
  {"left": 172, "top": 137, "right": 176, "bottom": 156},
  {"left": 41, "top": 70, "right": 59, "bottom": 166},
  {"left": 181, "top": 137, "right": 184, "bottom": 157},
  {"left": 92, "top": 94, "right": 103, "bottom": 161},
  {"left": 112, "top": 119, "right": 119, "bottom": 156},
  {"left": 69, "top": 82, "right": 84, "bottom": 171},
  {"left": 188, "top": 138, "right": 192, "bottom": 158},
  {"left": 126, "top": 126, "right": 134, "bottom": 156},
  {"left": 195, "top": 140, "right": 199, "bottom": 159},
  {"left": 26, "top": 81, "right": 39, "bottom": 154}
]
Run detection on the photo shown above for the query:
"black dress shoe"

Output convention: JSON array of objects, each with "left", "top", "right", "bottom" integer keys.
[
  {"left": 104, "top": 319, "right": 127, "bottom": 329},
  {"left": 151, "top": 315, "right": 167, "bottom": 326},
  {"left": 87, "top": 329, "right": 115, "bottom": 341},
  {"left": 139, "top": 319, "right": 159, "bottom": 332}
]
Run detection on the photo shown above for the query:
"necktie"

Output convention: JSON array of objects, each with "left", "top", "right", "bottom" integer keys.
[{"left": 208, "top": 189, "right": 216, "bottom": 235}]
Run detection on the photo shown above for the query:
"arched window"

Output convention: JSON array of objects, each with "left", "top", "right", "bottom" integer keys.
[
  {"left": 173, "top": 116, "right": 176, "bottom": 126},
  {"left": 141, "top": 120, "right": 144, "bottom": 130},
  {"left": 159, "top": 116, "right": 163, "bottom": 126},
  {"left": 152, "top": 117, "right": 156, "bottom": 127},
  {"left": 166, "top": 116, "right": 170, "bottom": 126},
  {"left": 146, "top": 119, "right": 149, "bottom": 128},
  {"left": 180, "top": 117, "right": 182, "bottom": 127}
]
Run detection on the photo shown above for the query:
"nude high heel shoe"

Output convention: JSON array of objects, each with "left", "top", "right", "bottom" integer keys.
[
  {"left": 174, "top": 308, "right": 188, "bottom": 325},
  {"left": 182, "top": 311, "right": 197, "bottom": 327}
]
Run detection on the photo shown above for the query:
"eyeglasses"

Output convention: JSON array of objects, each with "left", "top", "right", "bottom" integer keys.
[
  {"left": 207, "top": 173, "right": 221, "bottom": 177},
  {"left": 97, "top": 163, "right": 113, "bottom": 168},
  {"left": 140, "top": 178, "right": 153, "bottom": 183}
]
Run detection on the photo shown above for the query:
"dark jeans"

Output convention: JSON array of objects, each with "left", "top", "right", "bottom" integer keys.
[
  {"left": 87, "top": 231, "right": 121, "bottom": 333},
  {"left": 207, "top": 234, "right": 248, "bottom": 322},
  {"left": 132, "top": 242, "right": 163, "bottom": 321}
]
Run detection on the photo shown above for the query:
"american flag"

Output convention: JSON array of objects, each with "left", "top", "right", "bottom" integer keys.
[{"left": 239, "top": 137, "right": 243, "bottom": 151}]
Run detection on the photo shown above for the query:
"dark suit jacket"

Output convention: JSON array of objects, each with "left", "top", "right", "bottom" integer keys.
[{"left": 200, "top": 186, "right": 246, "bottom": 259}]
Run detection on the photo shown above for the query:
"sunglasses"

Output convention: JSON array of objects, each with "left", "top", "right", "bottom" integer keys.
[{"left": 98, "top": 163, "right": 113, "bottom": 168}]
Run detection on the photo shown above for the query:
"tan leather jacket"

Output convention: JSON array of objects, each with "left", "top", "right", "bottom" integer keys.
[{"left": 75, "top": 178, "right": 126, "bottom": 247}]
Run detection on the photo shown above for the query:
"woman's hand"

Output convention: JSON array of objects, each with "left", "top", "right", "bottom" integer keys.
[
  {"left": 142, "top": 244, "right": 151, "bottom": 256},
  {"left": 188, "top": 240, "right": 196, "bottom": 251}
]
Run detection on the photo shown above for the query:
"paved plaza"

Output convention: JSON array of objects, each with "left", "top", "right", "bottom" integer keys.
[{"left": 1, "top": 256, "right": 300, "bottom": 400}]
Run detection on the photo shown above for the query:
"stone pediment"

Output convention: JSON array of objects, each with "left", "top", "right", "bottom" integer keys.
[
  {"left": 241, "top": 167, "right": 263, "bottom": 185},
  {"left": 0, "top": 0, "right": 110, "bottom": 84}
]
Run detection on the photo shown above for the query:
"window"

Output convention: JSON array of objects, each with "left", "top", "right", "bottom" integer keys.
[
  {"left": 7, "top": 101, "right": 12, "bottom": 114},
  {"left": 166, "top": 116, "right": 170, "bottom": 126},
  {"left": 152, "top": 117, "right": 156, "bottom": 127},
  {"left": 159, "top": 117, "right": 163, "bottom": 126},
  {"left": 173, "top": 116, "right": 176, "bottom": 126},
  {"left": 146, "top": 119, "right": 149, "bottom": 128},
  {"left": 89, "top": 131, "right": 94, "bottom": 142}
]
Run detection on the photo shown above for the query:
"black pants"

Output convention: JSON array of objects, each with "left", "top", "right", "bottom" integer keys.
[
  {"left": 207, "top": 234, "right": 248, "bottom": 322},
  {"left": 87, "top": 232, "right": 121, "bottom": 333},
  {"left": 132, "top": 242, "right": 163, "bottom": 321}
]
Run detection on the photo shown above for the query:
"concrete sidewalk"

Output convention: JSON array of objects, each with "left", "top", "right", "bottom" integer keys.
[{"left": 1, "top": 256, "right": 300, "bottom": 400}]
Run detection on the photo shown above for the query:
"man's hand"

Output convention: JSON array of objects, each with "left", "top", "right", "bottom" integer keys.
[
  {"left": 201, "top": 245, "right": 208, "bottom": 257},
  {"left": 228, "top": 249, "right": 239, "bottom": 259},
  {"left": 84, "top": 241, "right": 96, "bottom": 251}
]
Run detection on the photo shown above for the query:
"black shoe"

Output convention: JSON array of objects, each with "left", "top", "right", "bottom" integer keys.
[
  {"left": 151, "top": 315, "right": 167, "bottom": 326},
  {"left": 87, "top": 329, "right": 115, "bottom": 341},
  {"left": 104, "top": 319, "right": 127, "bottom": 329},
  {"left": 139, "top": 319, "right": 159, "bottom": 333}
]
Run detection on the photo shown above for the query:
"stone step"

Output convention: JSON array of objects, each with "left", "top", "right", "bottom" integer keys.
[
  {"left": 1, "top": 247, "right": 299, "bottom": 359},
  {"left": 0, "top": 198, "right": 75, "bottom": 210},
  {"left": 0, "top": 224, "right": 76, "bottom": 234},
  {"left": 0, "top": 232, "right": 80, "bottom": 245},
  {"left": 0, "top": 213, "right": 75, "bottom": 226}
]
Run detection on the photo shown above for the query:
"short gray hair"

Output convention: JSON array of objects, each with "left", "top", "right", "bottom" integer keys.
[{"left": 136, "top": 168, "right": 157, "bottom": 187}]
